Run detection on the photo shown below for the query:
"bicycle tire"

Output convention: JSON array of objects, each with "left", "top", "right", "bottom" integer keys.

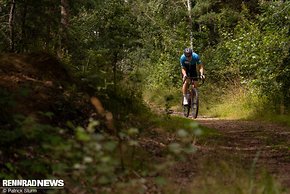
[
  {"left": 183, "top": 105, "right": 190, "bottom": 117},
  {"left": 182, "top": 95, "right": 190, "bottom": 117},
  {"left": 191, "top": 88, "right": 199, "bottom": 118}
]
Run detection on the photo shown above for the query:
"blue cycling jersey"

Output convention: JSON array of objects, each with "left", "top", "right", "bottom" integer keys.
[{"left": 180, "top": 52, "right": 202, "bottom": 77}]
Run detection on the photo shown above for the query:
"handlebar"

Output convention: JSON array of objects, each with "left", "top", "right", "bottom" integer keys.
[{"left": 183, "top": 76, "right": 205, "bottom": 85}]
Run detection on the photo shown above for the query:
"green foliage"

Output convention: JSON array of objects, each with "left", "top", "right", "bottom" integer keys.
[
  {"left": 0, "top": 112, "right": 206, "bottom": 192},
  {"left": 58, "top": 121, "right": 121, "bottom": 188},
  {"left": 144, "top": 55, "right": 181, "bottom": 89},
  {"left": 143, "top": 86, "right": 181, "bottom": 113},
  {"left": 203, "top": 1, "right": 290, "bottom": 115},
  {"left": 0, "top": 115, "right": 63, "bottom": 179}
]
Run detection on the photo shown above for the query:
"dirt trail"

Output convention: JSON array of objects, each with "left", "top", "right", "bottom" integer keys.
[{"left": 195, "top": 117, "right": 290, "bottom": 187}]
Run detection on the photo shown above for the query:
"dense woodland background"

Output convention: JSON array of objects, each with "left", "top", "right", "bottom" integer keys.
[
  {"left": 1, "top": 0, "right": 289, "bottom": 116},
  {"left": 0, "top": 0, "right": 289, "bottom": 193}
]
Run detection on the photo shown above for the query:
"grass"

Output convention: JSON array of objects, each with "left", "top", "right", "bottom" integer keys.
[
  {"left": 143, "top": 86, "right": 182, "bottom": 113},
  {"left": 201, "top": 86, "right": 290, "bottom": 127},
  {"left": 149, "top": 113, "right": 219, "bottom": 137},
  {"left": 254, "top": 113, "right": 290, "bottom": 127},
  {"left": 203, "top": 87, "right": 260, "bottom": 119},
  {"left": 187, "top": 160, "right": 287, "bottom": 194}
]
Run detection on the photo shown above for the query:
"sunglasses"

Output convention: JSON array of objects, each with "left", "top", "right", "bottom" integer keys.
[{"left": 185, "top": 54, "right": 192, "bottom": 57}]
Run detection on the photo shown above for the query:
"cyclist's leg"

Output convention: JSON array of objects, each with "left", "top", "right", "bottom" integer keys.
[
  {"left": 191, "top": 80, "right": 198, "bottom": 96},
  {"left": 193, "top": 80, "right": 198, "bottom": 88},
  {"left": 182, "top": 78, "right": 190, "bottom": 105},
  {"left": 182, "top": 78, "right": 189, "bottom": 96}
]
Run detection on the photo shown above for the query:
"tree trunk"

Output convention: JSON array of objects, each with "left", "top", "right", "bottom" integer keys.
[
  {"left": 8, "top": 0, "right": 16, "bottom": 52},
  {"left": 113, "top": 52, "right": 118, "bottom": 93},
  {"left": 61, "top": 0, "right": 69, "bottom": 29},
  {"left": 58, "top": 0, "right": 69, "bottom": 57},
  {"left": 20, "top": 1, "right": 28, "bottom": 53},
  {"left": 187, "top": 0, "right": 193, "bottom": 49}
]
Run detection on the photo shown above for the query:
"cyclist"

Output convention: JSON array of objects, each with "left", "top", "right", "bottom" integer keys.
[{"left": 180, "top": 48, "right": 205, "bottom": 105}]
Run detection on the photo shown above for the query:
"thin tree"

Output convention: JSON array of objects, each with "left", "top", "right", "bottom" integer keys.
[
  {"left": 186, "top": 0, "right": 193, "bottom": 49},
  {"left": 20, "top": 1, "right": 28, "bottom": 52},
  {"left": 59, "top": 0, "right": 69, "bottom": 57},
  {"left": 8, "top": 0, "right": 16, "bottom": 52}
]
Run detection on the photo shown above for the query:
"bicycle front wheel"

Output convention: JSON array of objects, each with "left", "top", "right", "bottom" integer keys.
[
  {"left": 183, "top": 105, "right": 190, "bottom": 117},
  {"left": 191, "top": 88, "right": 199, "bottom": 119},
  {"left": 182, "top": 96, "right": 190, "bottom": 117}
]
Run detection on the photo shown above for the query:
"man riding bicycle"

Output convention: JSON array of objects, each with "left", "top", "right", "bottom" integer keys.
[{"left": 180, "top": 48, "right": 205, "bottom": 105}]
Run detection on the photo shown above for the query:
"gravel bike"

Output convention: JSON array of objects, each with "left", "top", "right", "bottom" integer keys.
[{"left": 182, "top": 76, "right": 204, "bottom": 119}]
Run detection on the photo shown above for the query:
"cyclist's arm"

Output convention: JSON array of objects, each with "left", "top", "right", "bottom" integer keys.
[
  {"left": 180, "top": 57, "right": 187, "bottom": 78},
  {"left": 181, "top": 67, "right": 187, "bottom": 77},
  {"left": 197, "top": 63, "right": 204, "bottom": 76},
  {"left": 194, "top": 54, "right": 204, "bottom": 77}
]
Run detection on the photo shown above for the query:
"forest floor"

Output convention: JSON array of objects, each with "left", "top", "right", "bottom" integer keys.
[
  {"left": 145, "top": 115, "right": 290, "bottom": 193},
  {"left": 197, "top": 117, "right": 290, "bottom": 185}
]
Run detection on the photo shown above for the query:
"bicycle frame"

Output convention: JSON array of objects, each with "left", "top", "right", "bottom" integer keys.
[{"left": 182, "top": 77, "right": 204, "bottom": 118}]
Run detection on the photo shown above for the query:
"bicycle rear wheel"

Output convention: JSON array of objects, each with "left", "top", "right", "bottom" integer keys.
[{"left": 191, "top": 88, "right": 199, "bottom": 118}]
